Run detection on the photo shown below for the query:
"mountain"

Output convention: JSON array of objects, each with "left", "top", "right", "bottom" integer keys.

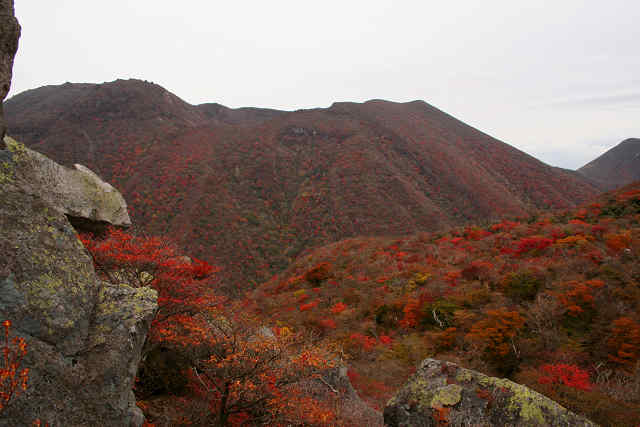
[
  {"left": 578, "top": 138, "right": 640, "bottom": 190},
  {"left": 3, "top": 79, "right": 599, "bottom": 287}
]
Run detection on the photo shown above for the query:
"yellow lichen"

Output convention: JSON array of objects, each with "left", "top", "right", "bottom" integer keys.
[{"left": 430, "top": 384, "right": 463, "bottom": 408}]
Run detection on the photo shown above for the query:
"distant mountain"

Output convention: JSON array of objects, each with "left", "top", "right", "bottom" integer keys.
[
  {"left": 3, "top": 79, "right": 599, "bottom": 287},
  {"left": 578, "top": 138, "right": 640, "bottom": 190}
]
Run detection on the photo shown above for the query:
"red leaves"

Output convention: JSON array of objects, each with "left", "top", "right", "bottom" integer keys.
[
  {"left": 538, "top": 364, "right": 592, "bottom": 391},
  {"left": 1, "top": 320, "right": 29, "bottom": 414},
  {"left": 557, "top": 279, "right": 604, "bottom": 317},
  {"left": 330, "top": 302, "right": 347, "bottom": 314},
  {"left": 304, "top": 262, "right": 332, "bottom": 285},
  {"left": 299, "top": 301, "right": 319, "bottom": 312},
  {"left": 399, "top": 297, "right": 421, "bottom": 328},
  {"left": 608, "top": 317, "right": 640, "bottom": 368},
  {"left": 514, "top": 236, "right": 554, "bottom": 255}
]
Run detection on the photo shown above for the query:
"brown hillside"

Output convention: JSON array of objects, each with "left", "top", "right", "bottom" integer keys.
[
  {"left": 3, "top": 79, "right": 599, "bottom": 288},
  {"left": 578, "top": 138, "right": 640, "bottom": 190}
]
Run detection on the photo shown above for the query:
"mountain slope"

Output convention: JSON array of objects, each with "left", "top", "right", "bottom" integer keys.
[
  {"left": 3, "top": 79, "right": 599, "bottom": 287},
  {"left": 578, "top": 138, "right": 640, "bottom": 190},
  {"left": 254, "top": 183, "right": 640, "bottom": 425}
]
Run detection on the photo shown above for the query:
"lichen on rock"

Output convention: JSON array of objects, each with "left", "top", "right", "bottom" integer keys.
[
  {"left": 3, "top": 135, "right": 131, "bottom": 228},
  {"left": 383, "top": 358, "right": 598, "bottom": 427}
]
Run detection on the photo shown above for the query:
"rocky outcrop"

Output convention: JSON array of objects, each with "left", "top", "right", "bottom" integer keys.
[
  {"left": 3, "top": 136, "right": 131, "bottom": 228},
  {"left": 311, "top": 364, "right": 383, "bottom": 427},
  {"left": 384, "top": 359, "right": 597, "bottom": 427},
  {"left": 0, "top": 0, "right": 20, "bottom": 138},
  {"left": 0, "top": 137, "right": 157, "bottom": 426}
]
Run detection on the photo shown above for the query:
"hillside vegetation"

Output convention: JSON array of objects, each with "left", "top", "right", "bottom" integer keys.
[
  {"left": 4, "top": 80, "right": 598, "bottom": 288},
  {"left": 253, "top": 183, "right": 640, "bottom": 426}
]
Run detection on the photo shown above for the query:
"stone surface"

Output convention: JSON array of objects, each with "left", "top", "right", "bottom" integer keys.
[
  {"left": 0, "top": 0, "right": 20, "bottom": 138},
  {"left": 3, "top": 136, "right": 131, "bottom": 227},
  {"left": 0, "top": 138, "right": 156, "bottom": 425},
  {"left": 384, "top": 358, "right": 597, "bottom": 427}
]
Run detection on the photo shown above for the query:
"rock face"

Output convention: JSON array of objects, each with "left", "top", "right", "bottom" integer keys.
[
  {"left": 384, "top": 359, "right": 597, "bottom": 427},
  {"left": 0, "top": 137, "right": 157, "bottom": 426},
  {"left": 0, "top": 0, "right": 20, "bottom": 138},
  {"left": 3, "top": 136, "right": 131, "bottom": 228}
]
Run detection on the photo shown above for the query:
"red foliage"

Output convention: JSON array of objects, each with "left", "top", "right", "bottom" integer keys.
[
  {"left": 0, "top": 320, "right": 28, "bottom": 414},
  {"left": 538, "top": 364, "right": 592, "bottom": 391},
  {"left": 400, "top": 297, "right": 421, "bottom": 328},
  {"left": 608, "top": 317, "right": 640, "bottom": 368},
  {"left": 299, "top": 301, "right": 319, "bottom": 312},
  {"left": 466, "top": 309, "right": 524, "bottom": 359},
  {"left": 514, "top": 236, "right": 554, "bottom": 255},
  {"left": 557, "top": 279, "right": 604, "bottom": 317},
  {"left": 304, "top": 263, "right": 332, "bottom": 285},
  {"left": 330, "top": 302, "right": 347, "bottom": 314}
]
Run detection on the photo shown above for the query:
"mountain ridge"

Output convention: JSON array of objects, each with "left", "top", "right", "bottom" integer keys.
[
  {"left": 3, "top": 79, "right": 600, "bottom": 287},
  {"left": 578, "top": 138, "right": 640, "bottom": 190}
]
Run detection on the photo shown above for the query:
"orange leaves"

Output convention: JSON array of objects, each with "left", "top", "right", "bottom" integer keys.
[
  {"left": 557, "top": 279, "right": 604, "bottom": 317},
  {"left": 607, "top": 317, "right": 640, "bottom": 368},
  {"left": 399, "top": 297, "right": 421, "bottom": 328},
  {"left": 604, "top": 230, "right": 632, "bottom": 252},
  {"left": 1, "top": 320, "right": 29, "bottom": 414},
  {"left": 466, "top": 309, "right": 524, "bottom": 359}
]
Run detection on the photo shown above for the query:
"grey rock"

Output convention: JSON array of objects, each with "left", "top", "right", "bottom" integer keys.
[
  {"left": 0, "top": 0, "right": 20, "bottom": 138},
  {"left": 384, "top": 358, "right": 597, "bottom": 427},
  {"left": 0, "top": 141, "right": 156, "bottom": 425},
  {"left": 3, "top": 136, "right": 131, "bottom": 227}
]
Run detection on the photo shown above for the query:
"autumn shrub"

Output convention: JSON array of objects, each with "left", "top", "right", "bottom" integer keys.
[
  {"left": 374, "top": 304, "right": 402, "bottom": 328},
  {"left": 538, "top": 363, "right": 592, "bottom": 391},
  {"left": 466, "top": 309, "right": 524, "bottom": 374},
  {"left": 420, "top": 299, "right": 460, "bottom": 329},
  {"left": 304, "top": 262, "right": 332, "bottom": 285},
  {"left": 517, "top": 366, "right": 640, "bottom": 427},
  {"left": 608, "top": 317, "right": 640, "bottom": 369},
  {"left": 557, "top": 279, "right": 604, "bottom": 333},
  {"left": 502, "top": 271, "right": 543, "bottom": 301}
]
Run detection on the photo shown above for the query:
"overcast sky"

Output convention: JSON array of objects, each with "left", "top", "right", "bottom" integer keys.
[{"left": 7, "top": 0, "right": 640, "bottom": 169}]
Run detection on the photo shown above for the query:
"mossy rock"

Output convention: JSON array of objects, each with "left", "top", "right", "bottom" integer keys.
[{"left": 384, "top": 358, "right": 598, "bottom": 426}]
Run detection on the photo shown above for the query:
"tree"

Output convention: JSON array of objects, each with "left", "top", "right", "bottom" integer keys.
[
  {"left": 466, "top": 309, "right": 524, "bottom": 367},
  {"left": 183, "top": 308, "right": 335, "bottom": 426},
  {"left": 80, "top": 229, "right": 336, "bottom": 426}
]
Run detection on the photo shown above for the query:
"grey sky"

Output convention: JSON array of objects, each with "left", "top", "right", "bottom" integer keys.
[{"left": 8, "top": 0, "right": 640, "bottom": 169}]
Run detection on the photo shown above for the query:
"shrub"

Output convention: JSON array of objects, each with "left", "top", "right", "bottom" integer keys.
[
  {"left": 502, "top": 271, "right": 543, "bottom": 301},
  {"left": 304, "top": 263, "right": 332, "bottom": 285}
]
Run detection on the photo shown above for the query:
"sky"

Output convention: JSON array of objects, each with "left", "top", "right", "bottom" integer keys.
[{"left": 7, "top": 0, "right": 640, "bottom": 169}]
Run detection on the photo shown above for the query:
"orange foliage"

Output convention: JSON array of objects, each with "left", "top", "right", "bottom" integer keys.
[
  {"left": 604, "top": 230, "right": 632, "bottom": 252},
  {"left": 466, "top": 309, "right": 524, "bottom": 358},
  {"left": 557, "top": 279, "right": 604, "bottom": 317},
  {"left": 608, "top": 317, "right": 640, "bottom": 368}
]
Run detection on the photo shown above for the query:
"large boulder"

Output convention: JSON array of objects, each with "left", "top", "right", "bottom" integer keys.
[
  {"left": 3, "top": 136, "right": 131, "bottom": 227},
  {"left": 384, "top": 358, "right": 597, "bottom": 427},
  {"left": 0, "top": 137, "right": 157, "bottom": 426},
  {"left": 0, "top": 0, "right": 20, "bottom": 138}
]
